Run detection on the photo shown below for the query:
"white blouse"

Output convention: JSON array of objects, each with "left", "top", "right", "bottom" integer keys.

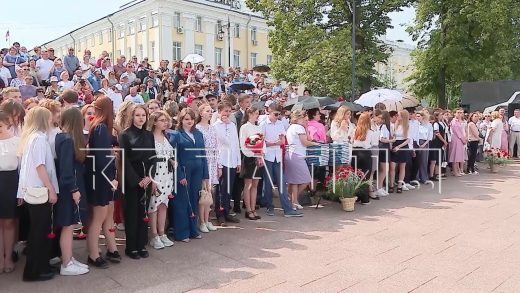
[
  {"left": 330, "top": 120, "right": 355, "bottom": 143},
  {"left": 391, "top": 123, "right": 410, "bottom": 140},
  {"left": 352, "top": 129, "right": 379, "bottom": 149},
  {"left": 17, "top": 132, "right": 59, "bottom": 199},
  {"left": 286, "top": 124, "right": 307, "bottom": 156},
  {"left": 0, "top": 136, "right": 20, "bottom": 171}
]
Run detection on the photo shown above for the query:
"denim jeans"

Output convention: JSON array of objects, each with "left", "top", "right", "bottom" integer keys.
[{"left": 262, "top": 160, "right": 294, "bottom": 214}]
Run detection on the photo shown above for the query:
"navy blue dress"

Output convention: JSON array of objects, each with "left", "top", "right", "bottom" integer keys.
[
  {"left": 168, "top": 129, "right": 209, "bottom": 240},
  {"left": 85, "top": 123, "right": 116, "bottom": 206},
  {"left": 54, "top": 133, "right": 87, "bottom": 227}
]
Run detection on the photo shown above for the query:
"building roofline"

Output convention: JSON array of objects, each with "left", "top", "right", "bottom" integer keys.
[
  {"left": 182, "top": 0, "right": 265, "bottom": 19},
  {"left": 41, "top": 0, "right": 147, "bottom": 47}
]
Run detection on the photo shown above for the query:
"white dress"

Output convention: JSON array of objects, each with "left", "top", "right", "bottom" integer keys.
[{"left": 148, "top": 137, "right": 174, "bottom": 213}]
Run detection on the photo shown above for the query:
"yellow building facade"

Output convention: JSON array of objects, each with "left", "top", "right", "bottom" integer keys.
[{"left": 41, "top": 0, "right": 272, "bottom": 69}]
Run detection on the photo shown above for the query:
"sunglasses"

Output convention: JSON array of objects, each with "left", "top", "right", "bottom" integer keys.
[{"left": 272, "top": 112, "right": 280, "bottom": 116}]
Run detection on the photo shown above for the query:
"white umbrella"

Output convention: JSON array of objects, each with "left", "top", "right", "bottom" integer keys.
[
  {"left": 183, "top": 54, "right": 205, "bottom": 64},
  {"left": 355, "top": 89, "right": 403, "bottom": 107},
  {"left": 382, "top": 95, "right": 420, "bottom": 112}
]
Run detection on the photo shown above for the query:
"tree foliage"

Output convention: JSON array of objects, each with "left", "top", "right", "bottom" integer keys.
[
  {"left": 246, "top": 0, "right": 412, "bottom": 98},
  {"left": 408, "top": 0, "right": 520, "bottom": 108}
]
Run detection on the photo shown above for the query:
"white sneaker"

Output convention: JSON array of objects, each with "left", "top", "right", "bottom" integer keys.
[
  {"left": 405, "top": 183, "right": 415, "bottom": 190},
  {"left": 49, "top": 256, "right": 61, "bottom": 266},
  {"left": 206, "top": 222, "right": 217, "bottom": 231},
  {"left": 116, "top": 223, "right": 125, "bottom": 231},
  {"left": 470, "top": 171, "right": 479, "bottom": 175},
  {"left": 376, "top": 189, "right": 388, "bottom": 197},
  {"left": 199, "top": 223, "right": 209, "bottom": 233},
  {"left": 294, "top": 204, "right": 304, "bottom": 210},
  {"left": 401, "top": 184, "right": 410, "bottom": 191},
  {"left": 150, "top": 235, "right": 165, "bottom": 249},
  {"left": 159, "top": 234, "right": 174, "bottom": 247},
  {"left": 60, "top": 260, "right": 89, "bottom": 276},
  {"left": 71, "top": 257, "right": 88, "bottom": 269}
]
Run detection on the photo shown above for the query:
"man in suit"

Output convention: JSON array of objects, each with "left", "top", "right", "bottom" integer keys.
[{"left": 230, "top": 94, "right": 252, "bottom": 214}]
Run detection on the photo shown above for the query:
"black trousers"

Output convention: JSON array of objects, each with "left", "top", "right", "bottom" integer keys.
[
  {"left": 123, "top": 187, "right": 148, "bottom": 253},
  {"left": 467, "top": 141, "right": 479, "bottom": 173},
  {"left": 231, "top": 172, "right": 243, "bottom": 213},
  {"left": 24, "top": 203, "right": 52, "bottom": 279},
  {"left": 217, "top": 167, "right": 235, "bottom": 218},
  {"left": 351, "top": 148, "right": 372, "bottom": 204},
  {"left": 405, "top": 142, "right": 420, "bottom": 183}
]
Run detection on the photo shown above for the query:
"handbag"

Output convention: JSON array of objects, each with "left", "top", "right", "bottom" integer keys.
[
  {"left": 24, "top": 187, "right": 49, "bottom": 204},
  {"left": 199, "top": 182, "right": 213, "bottom": 206}
]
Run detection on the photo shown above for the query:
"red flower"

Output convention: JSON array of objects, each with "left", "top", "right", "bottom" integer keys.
[
  {"left": 47, "top": 232, "right": 56, "bottom": 239},
  {"left": 108, "top": 228, "right": 115, "bottom": 233},
  {"left": 77, "top": 231, "right": 87, "bottom": 239},
  {"left": 219, "top": 207, "right": 224, "bottom": 212},
  {"left": 143, "top": 216, "right": 150, "bottom": 222}
]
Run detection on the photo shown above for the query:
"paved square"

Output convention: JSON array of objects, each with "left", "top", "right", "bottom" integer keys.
[{"left": 1, "top": 163, "right": 519, "bottom": 292}]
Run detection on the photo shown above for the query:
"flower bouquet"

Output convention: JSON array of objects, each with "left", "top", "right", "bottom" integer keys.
[
  {"left": 325, "top": 166, "right": 370, "bottom": 211},
  {"left": 483, "top": 147, "right": 511, "bottom": 173},
  {"left": 245, "top": 133, "right": 264, "bottom": 154}
]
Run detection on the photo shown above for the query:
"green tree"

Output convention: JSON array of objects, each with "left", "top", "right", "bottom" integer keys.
[
  {"left": 408, "top": 0, "right": 520, "bottom": 108},
  {"left": 246, "top": 0, "right": 412, "bottom": 98}
]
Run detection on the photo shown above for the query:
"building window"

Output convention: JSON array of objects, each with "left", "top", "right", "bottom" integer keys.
[
  {"left": 139, "top": 44, "right": 144, "bottom": 60},
  {"left": 140, "top": 17, "right": 147, "bottom": 31},
  {"left": 195, "top": 16, "right": 202, "bottom": 32},
  {"left": 127, "top": 47, "right": 132, "bottom": 58},
  {"left": 108, "top": 28, "right": 113, "bottom": 42},
  {"left": 250, "top": 53, "right": 257, "bottom": 67},
  {"left": 195, "top": 44, "right": 203, "bottom": 56},
  {"left": 119, "top": 24, "right": 125, "bottom": 38},
  {"left": 151, "top": 11, "right": 159, "bottom": 27},
  {"left": 233, "top": 50, "right": 240, "bottom": 68},
  {"left": 150, "top": 41, "right": 155, "bottom": 61},
  {"left": 234, "top": 23, "right": 240, "bottom": 38},
  {"left": 98, "top": 31, "right": 103, "bottom": 45},
  {"left": 267, "top": 55, "right": 273, "bottom": 65},
  {"left": 173, "top": 12, "right": 181, "bottom": 28},
  {"left": 215, "top": 47, "right": 222, "bottom": 66},
  {"left": 172, "top": 42, "right": 182, "bottom": 61},
  {"left": 128, "top": 20, "right": 135, "bottom": 35},
  {"left": 91, "top": 34, "right": 95, "bottom": 47},
  {"left": 251, "top": 27, "right": 257, "bottom": 42}
]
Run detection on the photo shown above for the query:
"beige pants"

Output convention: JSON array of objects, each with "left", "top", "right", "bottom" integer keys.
[{"left": 509, "top": 131, "right": 520, "bottom": 157}]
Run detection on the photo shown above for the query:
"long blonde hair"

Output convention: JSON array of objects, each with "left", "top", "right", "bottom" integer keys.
[
  {"left": 396, "top": 110, "right": 409, "bottom": 138},
  {"left": 115, "top": 100, "right": 135, "bottom": 131},
  {"left": 333, "top": 106, "right": 350, "bottom": 125},
  {"left": 18, "top": 106, "right": 51, "bottom": 156}
]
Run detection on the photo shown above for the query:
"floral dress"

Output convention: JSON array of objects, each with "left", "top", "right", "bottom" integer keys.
[
  {"left": 196, "top": 124, "right": 219, "bottom": 185},
  {"left": 148, "top": 137, "right": 174, "bottom": 213}
]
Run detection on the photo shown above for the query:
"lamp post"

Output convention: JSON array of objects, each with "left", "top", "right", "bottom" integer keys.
[
  {"left": 218, "top": 16, "right": 232, "bottom": 67},
  {"left": 348, "top": 0, "right": 356, "bottom": 102}
]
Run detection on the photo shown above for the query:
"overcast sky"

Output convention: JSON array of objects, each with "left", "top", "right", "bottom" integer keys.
[{"left": 0, "top": 1, "right": 416, "bottom": 49}]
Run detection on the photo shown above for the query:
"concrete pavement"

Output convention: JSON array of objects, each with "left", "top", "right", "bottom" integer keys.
[{"left": 1, "top": 163, "right": 520, "bottom": 292}]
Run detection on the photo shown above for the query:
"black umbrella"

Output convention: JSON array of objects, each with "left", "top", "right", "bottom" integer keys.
[
  {"left": 324, "top": 101, "right": 364, "bottom": 112},
  {"left": 297, "top": 96, "right": 336, "bottom": 107},
  {"left": 252, "top": 64, "right": 271, "bottom": 73},
  {"left": 229, "top": 82, "right": 255, "bottom": 92}
]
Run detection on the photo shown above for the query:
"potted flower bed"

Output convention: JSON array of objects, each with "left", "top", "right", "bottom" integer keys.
[
  {"left": 326, "top": 166, "right": 369, "bottom": 212},
  {"left": 483, "top": 147, "right": 511, "bottom": 173}
]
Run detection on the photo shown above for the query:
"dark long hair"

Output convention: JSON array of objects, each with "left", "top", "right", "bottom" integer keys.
[
  {"left": 61, "top": 107, "right": 86, "bottom": 162},
  {"left": 89, "top": 95, "right": 114, "bottom": 136},
  {"left": 176, "top": 108, "right": 197, "bottom": 132},
  {"left": 381, "top": 110, "right": 391, "bottom": 133},
  {"left": 242, "top": 107, "right": 259, "bottom": 125}
]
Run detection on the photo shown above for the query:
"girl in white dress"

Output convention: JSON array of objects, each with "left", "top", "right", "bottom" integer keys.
[{"left": 147, "top": 111, "right": 175, "bottom": 249}]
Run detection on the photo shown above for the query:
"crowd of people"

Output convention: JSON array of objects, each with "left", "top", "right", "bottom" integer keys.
[{"left": 0, "top": 42, "right": 519, "bottom": 282}]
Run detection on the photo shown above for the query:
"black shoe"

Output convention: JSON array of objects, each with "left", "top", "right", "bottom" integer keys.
[
  {"left": 106, "top": 251, "right": 122, "bottom": 263},
  {"left": 225, "top": 215, "right": 240, "bottom": 223},
  {"left": 429, "top": 177, "right": 439, "bottom": 181},
  {"left": 12, "top": 250, "right": 18, "bottom": 263},
  {"left": 23, "top": 272, "right": 54, "bottom": 282},
  {"left": 217, "top": 216, "right": 227, "bottom": 227},
  {"left": 138, "top": 249, "right": 149, "bottom": 258},
  {"left": 125, "top": 251, "right": 140, "bottom": 260},
  {"left": 88, "top": 256, "right": 109, "bottom": 268}
]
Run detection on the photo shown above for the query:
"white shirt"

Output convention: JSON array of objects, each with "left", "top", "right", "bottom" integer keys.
[
  {"left": 0, "top": 136, "right": 20, "bottom": 171},
  {"left": 17, "top": 132, "right": 59, "bottom": 199},
  {"left": 109, "top": 92, "right": 123, "bottom": 114},
  {"left": 418, "top": 123, "right": 434, "bottom": 141},
  {"left": 330, "top": 120, "right": 355, "bottom": 143},
  {"left": 392, "top": 123, "right": 410, "bottom": 141},
  {"left": 286, "top": 124, "right": 307, "bottom": 156},
  {"left": 36, "top": 58, "right": 53, "bottom": 81},
  {"left": 408, "top": 119, "right": 420, "bottom": 148},
  {"left": 48, "top": 127, "right": 62, "bottom": 159},
  {"left": 58, "top": 80, "right": 74, "bottom": 90},
  {"left": 240, "top": 122, "right": 263, "bottom": 158},
  {"left": 379, "top": 124, "right": 390, "bottom": 141},
  {"left": 260, "top": 118, "right": 286, "bottom": 163},
  {"left": 508, "top": 116, "right": 520, "bottom": 132},
  {"left": 213, "top": 119, "right": 241, "bottom": 168},
  {"left": 352, "top": 129, "right": 378, "bottom": 149},
  {"left": 0, "top": 67, "right": 11, "bottom": 86},
  {"left": 124, "top": 94, "right": 144, "bottom": 104}
]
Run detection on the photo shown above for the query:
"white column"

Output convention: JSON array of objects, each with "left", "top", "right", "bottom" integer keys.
[
  {"left": 159, "top": 13, "right": 172, "bottom": 63},
  {"left": 204, "top": 19, "right": 216, "bottom": 67},
  {"left": 183, "top": 13, "right": 196, "bottom": 56}
]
